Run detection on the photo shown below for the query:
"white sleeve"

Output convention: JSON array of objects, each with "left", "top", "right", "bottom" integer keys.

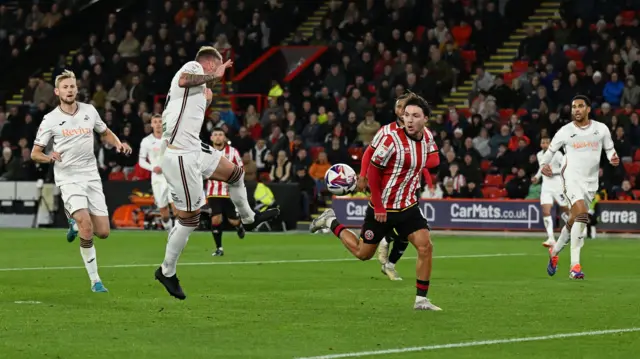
[
  {"left": 183, "top": 61, "right": 204, "bottom": 75},
  {"left": 91, "top": 106, "right": 108, "bottom": 134},
  {"left": 533, "top": 153, "right": 543, "bottom": 180},
  {"left": 34, "top": 117, "right": 53, "bottom": 147},
  {"left": 601, "top": 124, "right": 616, "bottom": 161},
  {"left": 551, "top": 152, "right": 564, "bottom": 175},
  {"left": 541, "top": 129, "right": 565, "bottom": 165},
  {"left": 138, "top": 139, "right": 153, "bottom": 171}
]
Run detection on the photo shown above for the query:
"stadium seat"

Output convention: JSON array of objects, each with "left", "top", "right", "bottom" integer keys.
[
  {"left": 259, "top": 172, "right": 271, "bottom": 183},
  {"left": 481, "top": 186, "right": 502, "bottom": 198},
  {"left": 108, "top": 172, "right": 126, "bottom": 181},
  {"left": 480, "top": 159, "right": 492, "bottom": 172},
  {"left": 458, "top": 108, "right": 472, "bottom": 118},
  {"left": 564, "top": 49, "right": 583, "bottom": 61},
  {"left": 499, "top": 109, "right": 514, "bottom": 120},
  {"left": 484, "top": 174, "right": 503, "bottom": 187},
  {"left": 415, "top": 25, "right": 426, "bottom": 40},
  {"left": 634, "top": 149, "right": 640, "bottom": 162},
  {"left": 516, "top": 108, "right": 528, "bottom": 117},
  {"left": 503, "top": 72, "right": 518, "bottom": 86},
  {"left": 348, "top": 147, "right": 364, "bottom": 161},
  {"left": 623, "top": 162, "right": 640, "bottom": 176},
  {"left": 633, "top": 189, "right": 640, "bottom": 199},
  {"left": 621, "top": 10, "right": 636, "bottom": 24},
  {"left": 309, "top": 146, "right": 324, "bottom": 160},
  {"left": 497, "top": 188, "right": 508, "bottom": 198},
  {"left": 504, "top": 174, "right": 515, "bottom": 184},
  {"left": 512, "top": 61, "right": 529, "bottom": 73}
]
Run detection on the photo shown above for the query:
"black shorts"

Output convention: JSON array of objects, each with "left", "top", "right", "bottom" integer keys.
[
  {"left": 360, "top": 204, "right": 429, "bottom": 245},
  {"left": 207, "top": 197, "right": 239, "bottom": 220}
]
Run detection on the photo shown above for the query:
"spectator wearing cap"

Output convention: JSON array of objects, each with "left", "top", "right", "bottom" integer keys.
[
  {"left": 621, "top": 75, "right": 640, "bottom": 108},
  {"left": 604, "top": 72, "right": 624, "bottom": 107}
]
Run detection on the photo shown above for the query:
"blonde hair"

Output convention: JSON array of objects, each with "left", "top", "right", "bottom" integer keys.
[
  {"left": 195, "top": 46, "right": 222, "bottom": 61},
  {"left": 55, "top": 70, "right": 76, "bottom": 88}
]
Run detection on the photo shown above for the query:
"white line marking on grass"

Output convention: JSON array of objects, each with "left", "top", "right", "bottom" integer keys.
[
  {"left": 0, "top": 253, "right": 527, "bottom": 272},
  {"left": 295, "top": 327, "right": 640, "bottom": 359},
  {"left": 14, "top": 301, "right": 42, "bottom": 304}
]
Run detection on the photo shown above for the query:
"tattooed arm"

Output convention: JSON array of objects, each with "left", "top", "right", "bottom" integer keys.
[{"left": 178, "top": 72, "right": 221, "bottom": 88}]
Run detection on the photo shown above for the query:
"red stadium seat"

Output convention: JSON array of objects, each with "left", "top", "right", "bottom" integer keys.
[
  {"left": 461, "top": 50, "right": 477, "bottom": 62},
  {"left": 633, "top": 190, "right": 640, "bottom": 199},
  {"left": 310, "top": 146, "right": 324, "bottom": 160},
  {"left": 499, "top": 109, "right": 514, "bottom": 120},
  {"left": 503, "top": 72, "right": 518, "bottom": 86},
  {"left": 497, "top": 188, "right": 508, "bottom": 198},
  {"left": 564, "top": 49, "right": 583, "bottom": 61},
  {"left": 480, "top": 160, "right": 492, "bottom": 172},
  {"left": 348, "top": 147, "right": 364, "bottom": 161},
  {"left": 484, "top": 174, "right": 503, "bottom": 187},
  {"left": 575, "top": 60, "right": 585, "bottom": 70},
  {"left": 108, "top": 171, "right": 126, "bottom": 181},
  {"left": 259, "top": 172, "right": 271, "bottom": 183},
  {"left": 415, "top": 25, "right": 426, "bottom": 41},
  {"left": 621, "top": 10, "right": 636, "bottom": 23},
  {"left": 504, "top": 174, "right": 515, "bottom": 184},
  {"left": 458, "top": 108, "right": 472, "bottom": 118},
  {"left": 623, "top": 162, "right": 640, "bottom": 176},
  {"left": 516, "top": 108, "right": 528, "bottom": 117},
  {"left": 512, "top": 61, "right": 529, "bottom": 73},
  {"left": 481, "top": 186, "right": 506, "bottom": 198},
  {"left": 634, "top": 149, "right": 640, "bottom": 162}
]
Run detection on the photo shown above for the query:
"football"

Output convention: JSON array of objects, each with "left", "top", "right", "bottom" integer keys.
[{"left": 324, "top": 163, "right": 357, "bottom": 195}]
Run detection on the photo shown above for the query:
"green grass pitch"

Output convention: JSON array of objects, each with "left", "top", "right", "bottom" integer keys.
[{"left": 0, "top": 229, "right": 639, "bottom": 359}]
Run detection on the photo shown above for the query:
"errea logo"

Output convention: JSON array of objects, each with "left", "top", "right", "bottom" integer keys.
[{"left": 600, "top": 211, "right": 638, "bottom": 224}]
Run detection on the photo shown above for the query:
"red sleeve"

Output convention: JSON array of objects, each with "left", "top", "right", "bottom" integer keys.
[
  {"left": 359, "top": 146, "right": 374, "bottom": 177},
  {"left": 425, "top": 152, "right": 440, "bottom": 168},
  {"left": 422, "top": 168, "right": 433, "bottom": 187},
  {"left": 367, "top": 162, "right": 385, "bottom": 212}
]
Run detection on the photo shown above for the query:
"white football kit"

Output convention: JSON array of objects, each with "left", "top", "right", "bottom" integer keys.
[
  {"left": 139, "top": 134, "right": 173, "bottom": 208},
  {"left": 534, "top": 150, "right": 568, "bottom": 206},
  {"left": 161, "top": 61, "right": 222, "bottom": 211},
  {"left": 541, "top": 121, "right": 616, "bottom": 207},
  {"left": 34, "top": 103, "right": 109, "bottom": 216}
]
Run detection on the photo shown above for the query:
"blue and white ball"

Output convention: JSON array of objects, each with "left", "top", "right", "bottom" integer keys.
[{"left": 324, "top": 163, "right": 357, "bottom": 195}]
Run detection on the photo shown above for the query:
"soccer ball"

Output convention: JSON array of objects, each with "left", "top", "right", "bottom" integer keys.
[{"left": 324, "top": 163, "right": 357, "bottom": 195}]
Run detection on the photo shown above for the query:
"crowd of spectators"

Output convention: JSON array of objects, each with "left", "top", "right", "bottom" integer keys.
[{"left": 1, "top": 0, "right": 639, "bottom": 222}]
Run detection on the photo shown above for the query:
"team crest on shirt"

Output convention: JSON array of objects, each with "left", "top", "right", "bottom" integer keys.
[
  {"left": 84, "top": 115, "right": 90, "bottom": 121},
  {"left": 374, "top": 144, "right": 390, "bottom": 160},
  {"left": 364, "top": 230, "right": 374, "bottom": 240}
]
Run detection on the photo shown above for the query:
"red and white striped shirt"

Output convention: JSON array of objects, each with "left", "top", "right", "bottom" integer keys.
[
  {"left": 370, "top": 121, "right": 400, "bottom": 149},
  {"left": 371, "top": 127, "right": 437, "bottom": 210},
  {"left": 206, "top": 145, "right": 242, "bottom": 198}
]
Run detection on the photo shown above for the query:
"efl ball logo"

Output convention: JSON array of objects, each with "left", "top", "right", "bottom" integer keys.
[{"left": 324, "top": 163, "right": 357, "bottom": 196}]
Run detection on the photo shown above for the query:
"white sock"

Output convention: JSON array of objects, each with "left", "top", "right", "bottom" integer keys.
[
  {"left": 551, "top": 226, "right": 570, "bottom": 256},
  {"left": 570, "top": 221, "right": 586, "bottom": 267},
  {"left": 162, "top": 218, "right": 173, "bottom": 231},
  {"left": 161, "top": 218, "right": 197, "bottom": 277},
  {"left": 380, "top": 237, "right": 388, "bottom": 247},
  {"left": 543, "top": 216, "right": 554, "bottom": 239},
  {"left": 385, "top": 262, "right": 395, "bottom": 269},
  {"left": 228, "top": 172, "right": 255, "bottom": 222},
  {"left": 560, "top": 212, "right": 569, "bottom": 223},
  {"left": 80, "top": 244, "right": 100, "bottom": 284}
]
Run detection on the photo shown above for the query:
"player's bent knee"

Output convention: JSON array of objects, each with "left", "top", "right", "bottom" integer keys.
[
  {"left": 94, "top": 229, "right": 109, "bottom": 239},
  {"left": 574, "top": 212, "right": 589, "bottom": 224},
  {"left": 228, "top": 219, "right": 240, "bottom": 226},
  {"left": 211, "top": 214, "right": 223, "bottom": 226},
  {"left": 227, "top": 165, "right": 244, "bottom": 186}
]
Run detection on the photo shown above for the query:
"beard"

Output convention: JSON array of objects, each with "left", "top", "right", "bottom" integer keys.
[{"left": 60, "top": 96, "right": 76, "bottom": 105}]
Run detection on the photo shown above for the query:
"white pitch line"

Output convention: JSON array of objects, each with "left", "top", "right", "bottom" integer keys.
[
  {"left": 296, "top": 327, "right": 640, "bottom": 359},
  {"left": 0, "top": 253, "right": 527, "bottom": 272}
]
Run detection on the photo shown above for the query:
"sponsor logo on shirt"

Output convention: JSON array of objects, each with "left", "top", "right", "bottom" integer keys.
[
  {"left": 571, "top": 141, "right": 599, "bottom": 150},
  {"left": 62, "top": 128, "right": 92, "bottom": 137}
]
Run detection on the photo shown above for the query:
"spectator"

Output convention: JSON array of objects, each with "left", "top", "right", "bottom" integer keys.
[
  {"left": 293, "top": 148, "right": 312, "bottom": 168},
  {"left": 292, "top": 165, "right": 315, "bottom": 220},
  {"left": 107, "top": 80, "right": 127, "bottom": 104},
  {"left": 269, "top": 150, "right": 292, "bottom": 183},
  {"left": 442, "top": 178, "right": 462, "bottom": 198},
  {"left": 465, "top": 181, "right": 483, "bottom": 198},
  {"left": 603, "top": 72, "right": 624, "bottom": 107},
  {"left": 472, "top": 67, "right": 495, "bottom": 94},
  {"left": 490, "top": 125, "right": 511, "bottom": 157},
  {"left": 18, "top": 147, "right": 37, "bottom": 181},
  {"left": 324, "top": 64, "right": 346, "bottom": 96},
  {"left": 508, "top": 126, "right": 531, "bottom": 152},
  {"left": 460, "top": 154, "right": 482, "bottom": 184},
  {"left": 621, "top": 75, "right": 640, "bottom": 108},
  {"left": 41, "top": 3, "right": 62, "bottom": 29},
  {"left": 325, "top": 136, "right": 349, "bottom": 165},
  {"left": 309, "top": 151, "right": 331, "bottom": 198},
  {"left": 0, "top": 147, "right": 19, "bottom": 180},
  {"left": 33, "top": 78, "right": 55, "bottom": 107},
  {"left": 421, "top": 181, "right": 443, "bottom": 199},
  {"left": 356, "top": 111, "right": 380, "bottom": 145},
  {"left": 493, "top": 143, "right": 514, "bottom": 175},
  {"left": 174, "top": 1, "right": 195, "bottom": 25},
  {"left": 117, "top": 31, "right": 140, "bottom": 58},
  {"left": 473, "top": 128, "right": 491, "bottom": 158},
  {"left": 444, "top": 162, "right": 466, "bottom": 193},
  {"left": 242, "top": 152, "right": 257, "bottom": 182},
  {"left": 506, "top": 168, "right": 531, "bottom": 199},
  {"left": 231, "top": 126, "right": 255, "bottom": 155},
  {"left": 613, "top": 127, "right": 632, "bottom": 161},
  {"left": 250, "top": 139, "right": 270, "bottom": 174},
  {"left": 628, "top": 112, "right": 640, "bottom": 148},
  {"left": 615, "top": 180, "right": 637, "bottom": 200}
]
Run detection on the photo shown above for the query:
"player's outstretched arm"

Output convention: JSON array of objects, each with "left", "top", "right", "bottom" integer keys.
[
  {"left": 100, "top": 129, "right": 132, "bottom": 155},
  {"left": 602, "top": 128, "right": 619, "bottom": 166},
  {"left": 138, "top": 140, "right": 153, "bottom": 171},
  {"left": 179, "top": 72, "right": 220, "bottom": 88}
]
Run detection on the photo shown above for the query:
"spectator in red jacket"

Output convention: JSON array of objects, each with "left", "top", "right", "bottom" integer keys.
[{"left": 508, "top": 126, "right": 530, "bottom": 152}]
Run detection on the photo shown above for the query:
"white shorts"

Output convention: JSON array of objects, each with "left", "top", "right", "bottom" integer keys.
[
  {"left": 59, "top": 180, "right": 108, "bottom": 217},
  {"left": 162, "top": 146, "right": 222, "bottom": 212},
  {"left": 540, "top": 189, "right": 568, "bottom": 207},
  {"left": 151, "top": 180, "right": 173, "bottom": 208},
  {"left": 563, "top": 180, "right": 596, "bottom": 207}
]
